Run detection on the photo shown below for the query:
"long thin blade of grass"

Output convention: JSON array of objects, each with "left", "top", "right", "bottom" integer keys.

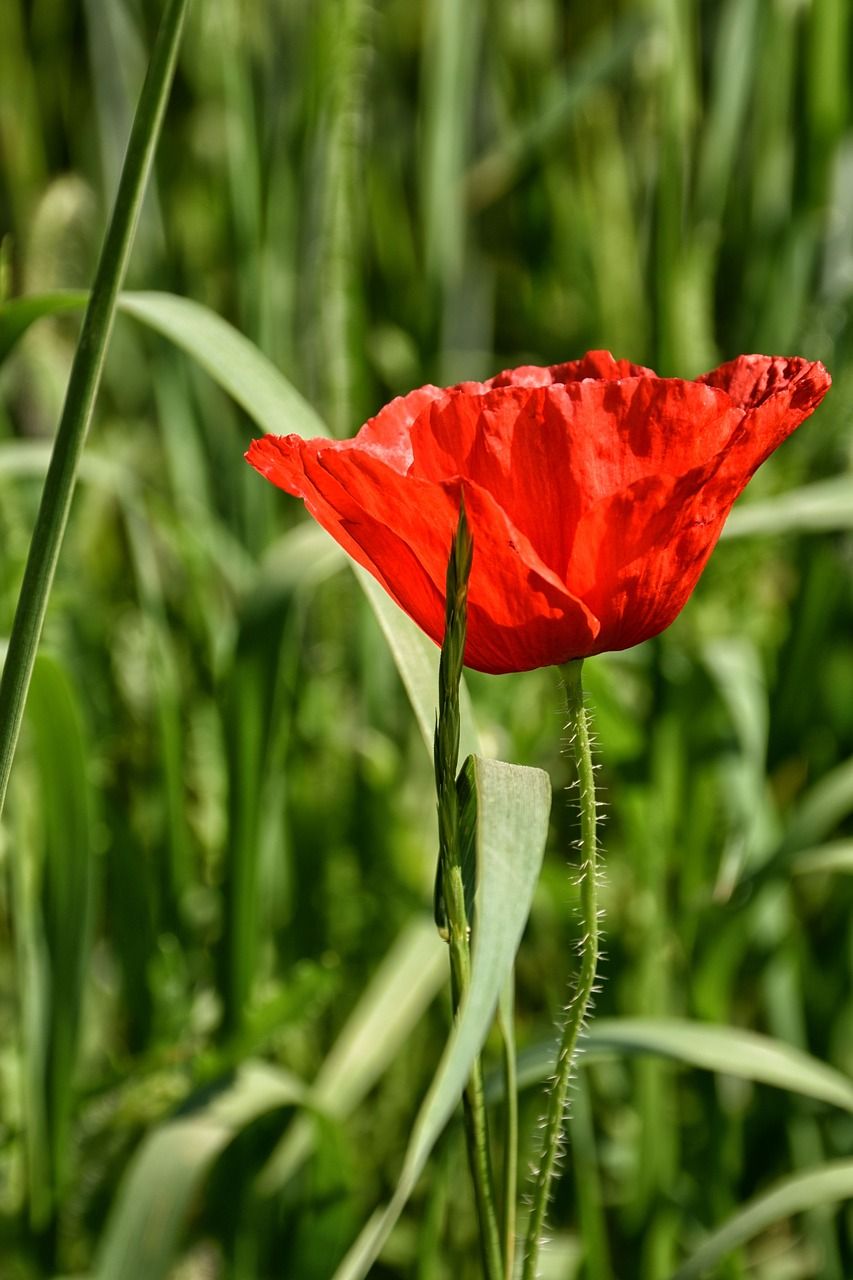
[
  {"left": 25, "top": 655, "right": 94, "bottom": 1224},
  {"left": 0, "top": 0, "right": 190, "bottom": 823},
  {"left": 513, "top": 1018, "right": 853, "bottom": 1114}
]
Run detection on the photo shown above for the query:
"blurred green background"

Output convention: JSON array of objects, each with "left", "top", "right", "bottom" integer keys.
[{"left": 1, "top": 0, "right": 853, "bottom": 1277}]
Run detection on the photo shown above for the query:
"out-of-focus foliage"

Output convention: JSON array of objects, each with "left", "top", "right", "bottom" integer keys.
[{"left": 0, "top": 1, "right": 851, "bottom": 1277}]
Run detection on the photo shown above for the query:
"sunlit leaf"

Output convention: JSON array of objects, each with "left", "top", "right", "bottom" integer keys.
[
  {"left": 513, "top": 1018, "right": 853, "bottom": 1114},
  {"left": 723, "top": 477, "right": 853, "bottom": 539},
  {"left": 332, "top": 755, "right": 550, "bottom": 1280},
  {"left": 0, "top": 290, "right": 478, "bottom": 757},
  {"left": 119, "top": 291, "right": 328, "bottom": 438},
  {"left": 791, "top": 840, "right": 853, "bottom": 876}
]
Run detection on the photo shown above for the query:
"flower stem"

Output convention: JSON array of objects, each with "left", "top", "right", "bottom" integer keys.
[
  {"left": 434, "top": 503, "right": 503, "bottom": 1280},
  {"left": 522, "top": 658, "right": 600, "bottom": 1280},
  {"left": 0, "top": 0, "right": 191, "bottom": 823}
]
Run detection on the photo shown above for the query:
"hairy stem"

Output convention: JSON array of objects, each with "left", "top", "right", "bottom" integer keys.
[{"left": 522, "top": 658, "right": 600, "bottom": 1279}]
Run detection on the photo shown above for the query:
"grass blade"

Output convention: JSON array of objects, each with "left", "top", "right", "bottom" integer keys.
[
  {"left": 0, "top": 0, "right": 191, "bottom": 823},
  {"left": 514, "top": 1018, "right": 853, "bottom": 1115},
  {"left": 92, "top": 1062, "right": 307, "bottom": 1280},
  {"left": 722, "top": 476, "right": 853, "bottom": 539},
  {"left": 25, "top": 655, "right": 94, "bottom": 1230},
  {"left": 0, "top": 291, "right": 479, "bottom": 770},
  {"left": 669, "top": 1159, "right": 853, "bottom": 1280},
  {"left": 792, "top": 840, "right": 853, "bottom": 875},
  {"left": 118, "top": 291, "right": 328, "bottom": 438}
]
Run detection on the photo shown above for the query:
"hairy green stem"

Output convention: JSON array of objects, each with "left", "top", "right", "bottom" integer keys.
[
  {"left": 0, "top": 0, "right": 191, "bottom": 821},
  {"left": 522, "top": 658, "right": 600, "bottom": 1279}
]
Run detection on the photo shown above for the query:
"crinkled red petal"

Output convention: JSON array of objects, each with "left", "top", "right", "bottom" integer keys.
[{"left": 246, "top": 351, "right": 831, "bottom": 672}]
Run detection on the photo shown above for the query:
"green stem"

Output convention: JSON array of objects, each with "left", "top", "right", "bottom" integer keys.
[
  {"left": 522, "top": 658, "right": 600, "bottom": 1280},
  {"left": 497, "top": 976, "right": 518, "bottom": 1280},
  {"left": 434, "top": 504, "right": 503, "bottom": 1280},
  {"left": 0, "top": 0, "right": 191, "bottom": 822},
  {"left": 443, "top": 864, "right": 504, "bottom": 1280}
]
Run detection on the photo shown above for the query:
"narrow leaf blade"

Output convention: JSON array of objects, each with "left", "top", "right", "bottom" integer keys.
[
  {"left": 93, "top": 1063, "right": 306, "bottom": 1280},
  {"left": 118, "top": 291, "right": 328, "bottom": 439},
  {"left": 669, "top": 1160, "right": 853, "bottom": 1280},
  {"left": 332, "top": 755, "right": 551, "bottom": 1280},
  {"left": 514, "top": 1018, "right": 853, "bottom": 1114}
]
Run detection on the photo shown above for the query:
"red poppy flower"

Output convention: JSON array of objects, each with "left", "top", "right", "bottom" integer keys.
[{"left": 246, "top": 351, "right": 830, "bottom": 675}]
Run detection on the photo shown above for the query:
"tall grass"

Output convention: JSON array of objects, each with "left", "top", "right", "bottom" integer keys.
[{"left": 1, "top": 1, "right": 852, "bottom": 1277}]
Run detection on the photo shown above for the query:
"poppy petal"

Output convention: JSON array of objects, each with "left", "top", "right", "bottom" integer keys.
[{"left": 247, "top": 349, "right": 831, "bottom": 673}]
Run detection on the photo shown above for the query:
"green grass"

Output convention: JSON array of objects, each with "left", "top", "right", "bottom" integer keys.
[{"left": 1, "top": 1, "right": 852, "bottom": 1277}]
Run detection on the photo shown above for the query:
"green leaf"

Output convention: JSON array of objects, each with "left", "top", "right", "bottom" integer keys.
[
  {"left": 668, "top": 1159, "right": 853, "bottom": 1280},
  {"left": 332, "top": 755, "right": 551, "bottom": 1280},
  {"left": 513, "top": 1018, "right": 853, "bottom": 1114},
  {"left": 701, "top": 637, "right": 774, "bottom": 888},
  {"left": 722, "top": 476, "right": 853, "bottom": 539},
  {"left": 782, "top": 756, "right": 853, "bottom": 853},
  {"left": 0, "top": 290, "right": 87, "bottom": 364},
  {"left": 118, "top": 291, "right": 328, "bottom": 438},
  {"left": 26, "top": 656, "right": 94, "bottom": 1212},
  {"left": 10, "top": 655, "right": 94, "bottom": 1229},
  {"left": 0, "top": 0, "right": 191, "bottom": 827},
  {"left": 792, "top": 840, "right": 853, "bottom": 875},
  {"left": 122, "top": 295, "right": 481, "bottom": 760},
  {"left": 92, "top": 1062, "right": 307, "bottom": 1280},
  {"left": 0, "top": 289, "right": 326, "bottom": 436}
]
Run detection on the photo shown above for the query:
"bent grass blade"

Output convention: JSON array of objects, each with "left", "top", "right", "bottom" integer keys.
[
  {"left": 511, "top": 1017, "right": 853, "bottom": 1115},
  {"left": 668, "top": 1159, "right": 853, "bottom": 1280}
]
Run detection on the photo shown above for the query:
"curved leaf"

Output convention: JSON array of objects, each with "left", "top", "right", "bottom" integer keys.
[
  {"left": 0, "top": 289, "right": 326, "bottom": 438},
  {"left": 723, "top": 477, "right": 853, "bottom": 539},
  {"left": 792, "top": 840, "right": 853, "bottom": 876},
  {"left": 513, "top": 1018, "right": 853, "bottom": 1114},
  {"left": 669, "top": 1159, "right": 853, "bottom": 1280},
  {"left": 0, "top": 290, "right": 87, "bottom": 364},
  {"left": 92, "top": 1062, "right": 306, "bottom": 1280},
  {"left": 26, "top": 656, "right": 94, "bottom": 1218},
  {"left": 0, "top": 291, "right": 478, "bottom": 752},
  {"left": 118, "top": 291, "right": 328, "bottom": 438},
  {"left": 332, "top": 754, "right": 551, "bottom": 1280}
]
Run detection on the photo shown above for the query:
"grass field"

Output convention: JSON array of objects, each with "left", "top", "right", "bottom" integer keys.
[{"left": 1, "top": 1, "right": 852, "bottom": 1277}]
